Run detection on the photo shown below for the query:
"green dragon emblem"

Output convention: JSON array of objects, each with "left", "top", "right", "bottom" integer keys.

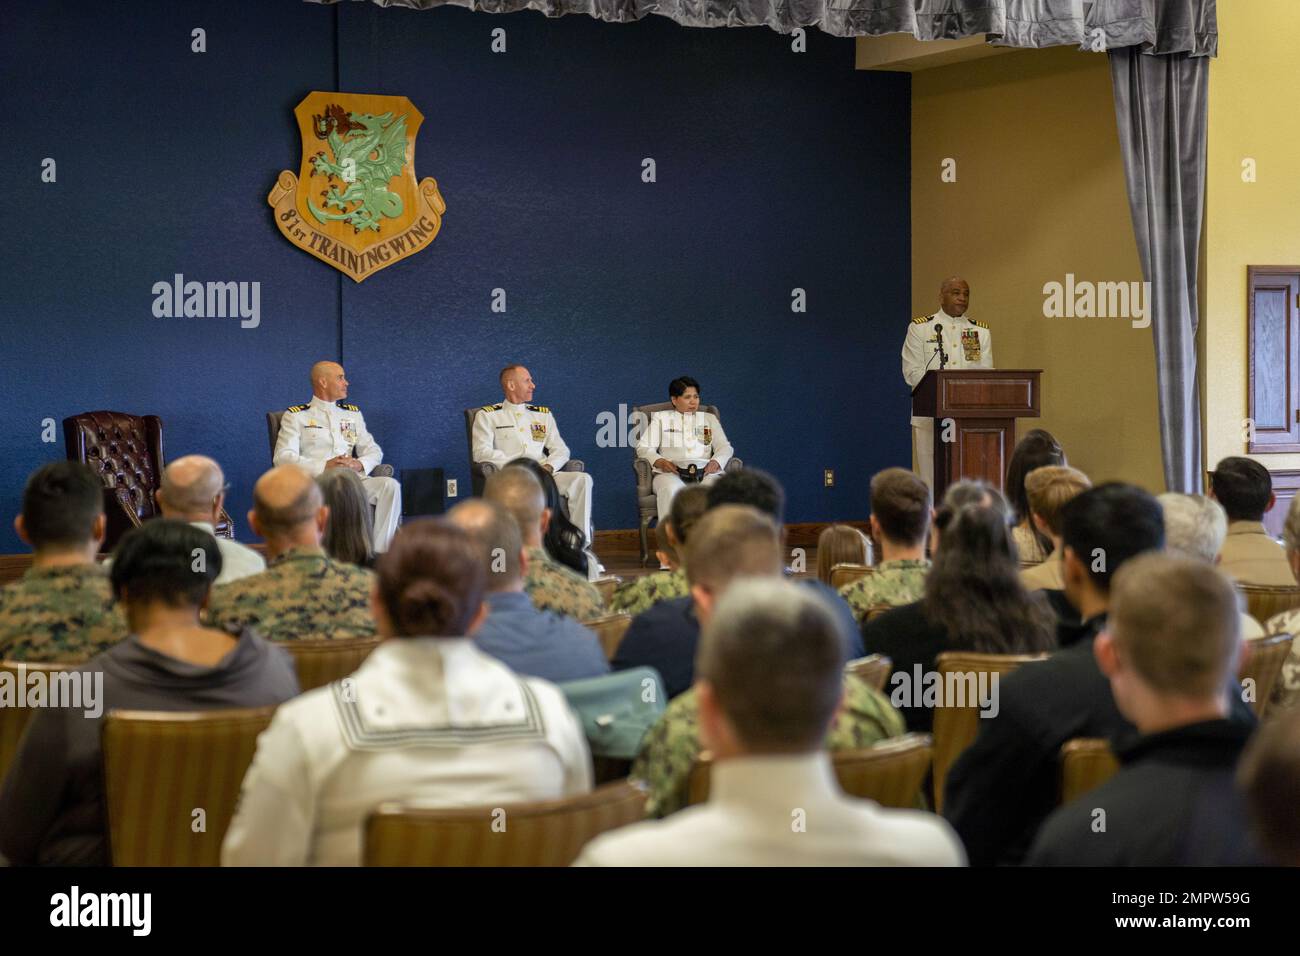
[{"left": 308, "top": 104, "right": 408, "bottom": 233}]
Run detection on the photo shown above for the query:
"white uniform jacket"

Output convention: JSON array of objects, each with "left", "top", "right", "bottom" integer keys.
[
  {"left": 472, "top": 401, "right": 570, "bottom": 471},
  {"left": 273, "top": 395, "right": 385, "bottom": 476},
  {"left": 635, "top": 410, "right": 734, "bottom": 470},
  {"left": 901, "top": 308, "right": 994, "bottom": 423},
  {"left": 221, "top": 638, "right": 593, "bottom": 867}
]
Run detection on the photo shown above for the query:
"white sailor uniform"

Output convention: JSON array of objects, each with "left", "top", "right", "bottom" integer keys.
[
  {"left": 472, "top": 400, "right": 594, "bottom": 541},
  {"left": 901, "top": 308, "right": 993, "bottom": 490},
  {"left": 220, "top": 637, "right": 593, "bottom": 866},
  {"left": 635, "top": 409, "right": 734, "bottom": 522},
  {"left": 272, "top": 395, "right": 402, "bottom": 551}
]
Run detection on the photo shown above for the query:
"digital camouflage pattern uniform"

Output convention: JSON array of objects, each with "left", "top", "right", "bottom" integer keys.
[
  {"left": 631, "top": 674, "right": 907, "bottom": 818},
  {"left": 609, "top": 568, "right": 689, "bottom": 617},
  {"left": 837, "top": 559, "right": 931, "bottom": 626},
  {"left": 0, "top": 564, "right": 127, "bottom": 663},
  {"left": 524, "top": 546, "right": 604, "bottom": 623},
  {"left": 1263, "top": 608, "right": 1300, "bottom": 713},
  {"left": 206, "top": 546, "right": 376, "bottom": 642}
]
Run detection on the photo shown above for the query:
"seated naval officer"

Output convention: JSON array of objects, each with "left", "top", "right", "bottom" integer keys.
[{"left": 636, "top": 375, "right": 735, "bottom": 532}]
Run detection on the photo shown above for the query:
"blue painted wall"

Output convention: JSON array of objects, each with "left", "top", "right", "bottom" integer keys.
[{"left": 1, "top": 0, "right": 910, "bottom": 553}]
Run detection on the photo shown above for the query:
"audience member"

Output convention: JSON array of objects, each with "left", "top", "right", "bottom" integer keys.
[
  {"left": 1028, "top": 555, "right": 1261, "bottom": 865},
  {"left": 816, "top": 524, "right": 871, "bottom": 585},
  {"left": 578, "top": 578, "right": 962, "bottom": 866},
  {"left": 1005, "top": 429, "right": 1066, "bottom": 566},
  {"left": 839, "top": 468, "right": 931, "bottom": 624},
  {"left": 207, "top": 465, "right": 376, "bottom": 641},
  {"left": 448, "top": 499, "right": 608, "bottom": 683},
  {"left": 221, "top": 519, "right": 591, "bottom": 866},
  {"left": 1019, "top": 465, "right": 1091, "bottom": 592},
  {"left": 486, "top": 466, "right": 604, "bottom": 621},
  {"left": 1239, "top": 705, "right": 1300, "bottom": 865},
  {"left": 1211, "top": 457, "right": 1292, "bottom": 586},
  {"left": 611, "top": 485, "right": 709, "bottom": 616},
  {"left": 0, "top": 519, "right": 298, "bottom": 865},
  {"left": 506, "top": 457, "right": 594, "bottom": 579},
  {"left": 156, "top": 455, "right": 265, "bottom": 583},
  {"left": 862, "top": 504, "right": 1056, "bottom": 732},
  {"left": 1260, "top": 494, "right": 1300, "bottom": 712},
  {"left": 1158, "top": 492, "right": 1264, "bottom": 639},
  {"left": 629, "top": 506, "right": 906, "bottom": 817},
  {"left": 316, "top": 467, "right": 375, "bottom": 568},
  {"left": 0, "top": 462, "right": 125, "bottom": 662}
]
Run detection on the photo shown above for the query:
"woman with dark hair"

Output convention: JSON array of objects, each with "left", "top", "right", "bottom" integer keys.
[
  {"left": 316, "top": 468, "right": 375, "bottom": 568},
  {"left": 506, "top": 456, "right": 593, "bottom": 578},
  {"left": 861, "top": 505, "right": 1056, "bottom": 733},
  {"left": 0, "top": 519, "right": 299, "bottom": 866},
  {"left": 1005, "top": 429, "right": 1066, "bottom": 565},
  {"left": 222, "top": 518, "right": 592, "bottom": 867}
]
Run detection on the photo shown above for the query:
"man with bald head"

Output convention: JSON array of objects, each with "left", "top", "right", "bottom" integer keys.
[
  {"left": 273, "top": 360, "right": 401, "bottom": 551},
  {"left": 206, "top": 464, "right": 376, "bottom": 642},
  {"left": 901, "top": 276, "right": 993, "bottom": 490},
  {"left": 472, "top": 364, "right": 595, "bottom": 552},
  {"left": 448, "top": 498, "right": 607, "bottom": 682},
  {"left": 156, "top": 455, "right": 264, "bottom": 584}
]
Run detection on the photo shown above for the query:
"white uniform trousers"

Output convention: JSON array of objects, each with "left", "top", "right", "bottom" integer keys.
[
  {"left": 911, "top": 417, "right": 935, "bottom": 494},
  {"left": 553, "top": 471, "right": 594, "bottom": 542},
  {"left": 651, "top": 470, "right": 722, "bottom": 523},
  {"left": 365, "top": 475, "right": 402, "bottom": 552}
]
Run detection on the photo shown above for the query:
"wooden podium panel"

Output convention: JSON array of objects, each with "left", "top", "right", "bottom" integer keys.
[{"left": 913, "top": 370, "right": 1042, "bottom": 498}]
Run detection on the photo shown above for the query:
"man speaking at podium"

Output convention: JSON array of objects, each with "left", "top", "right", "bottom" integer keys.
[{"left": 901, "top": 277, "right": 993, "bottom": 490}]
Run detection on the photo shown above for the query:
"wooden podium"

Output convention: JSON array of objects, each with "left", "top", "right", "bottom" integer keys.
[{"left": 912, "top": 369, "right": 1042, "bottom": 498}]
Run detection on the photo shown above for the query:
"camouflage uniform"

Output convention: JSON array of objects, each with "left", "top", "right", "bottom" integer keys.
[
  {"left": 1263, "top": 609, "right": 1300, "bottom": 712},
  {"left": 524, "top": 546, "right": 604, "bottom": 623},
  {"left": 609, "top": 568, "right": 689, "bottom": 617},
  {"left": 631, "top": 674, "right": 907, "bottom": 818},
  {"left": 207, "top": 546, "right": 376, "bottom": 642},
  {"left": 838, "top": 559, "right": 930, "bottom": 626},
  {"left": 0, "top": 564, "right": 127, "bottom": 663}
]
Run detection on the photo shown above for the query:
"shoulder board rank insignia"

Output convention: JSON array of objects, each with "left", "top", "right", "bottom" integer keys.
[
  {"left": 482, "top": 403, "right": 502, "bottom": 412},
  {"left": 336, "top": 402, "right": 360, "bottom": 411},
  {"left": 971, "top": 318, "right": 989, "bottom": 330},
  {"left": 911, "top": 314, "right": 934, "bottom": 325},
  {"left": 527, "top": 405, "right": 550, "bottom": 413},
  {"left": 287, "top": 404, "right": 309, "bottom": 413}
]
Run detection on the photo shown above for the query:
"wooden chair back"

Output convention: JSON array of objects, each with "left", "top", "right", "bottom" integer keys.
[
  {"left": 586, "top": 613, "right": 633, "bottom": 661},
  {"left": 829, "top": 563, "right": 873, "bottom": 590},
  {"left": 1059, "top": 737, "right": 1120, "bottom": 805},
  {"left": 845, "top": 654, "right": 893, "bottom": 692},
  {"left": 0, "top": 659, "right": 78, "bottom": 785},
  {"left": 278, "top": 635, "right": 381, "bottom": 691}
]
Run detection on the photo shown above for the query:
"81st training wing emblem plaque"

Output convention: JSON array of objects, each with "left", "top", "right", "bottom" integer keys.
[{"left": 268, "top": 91, "right": 446, "bottom": 282}]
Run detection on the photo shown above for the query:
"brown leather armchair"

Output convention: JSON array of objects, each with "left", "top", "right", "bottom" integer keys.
[{"left": 63, "top": 411, "right": 233, "bottom": 550}]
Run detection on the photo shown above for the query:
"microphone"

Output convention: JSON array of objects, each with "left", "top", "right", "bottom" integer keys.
[{"left": 932, "top": 322, "right": 949, "bottom": 370}]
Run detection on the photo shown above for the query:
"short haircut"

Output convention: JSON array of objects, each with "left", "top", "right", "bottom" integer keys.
[
  {"left": 1024, "top": 465, "right": 1092, "bottom": 537},
  {"left": 1238, "top": 707, "right": 1300, "bottom": 865},
  {"left": 159, "top": 456, "right": 224, "bottom": 515},
  {"left": 706, "top": 467, "right": 785, "bottom": 526},
  {"left": 1283, "top": 493, "right": 1300, "bottom": 556},
  {"left": 668, "top": 376, "right": 700, "bottom": 399},
  {"left": 1108, "top": 553, "right": 1240, "bottom": 698},
  {"left": 485, "top": 466, "right": 545, "bottom": 537},
  {"left": 669, "top": 484, "right": 711, "bottom": 547},
  {"left": 253, "top": 468, "right": 323, "bottom": 536},
  {"left": 1006, "top": 429, "right": 1066, "bottom": 524},
  {"left": 110, "top": 518, "right": 222, "bottom": 608},
  {"left": 1060, "top": 483, "right": 1164, "bottom": 592},
  {"left": 816, "top": 525, "right": 870, "bottom": 584},
  {"left": 684, "top": 505, "right": 783, "bottom": 592},
  {"left": 1158, "top": 493, "right": 1227, "bottom": 564},
  {"left": 20, "top": 461, "right": 104, "bottom": 550},
  {"left": 1210, "top": 457, "right": 1273, "bottom": 522},
  {"left": 375, "top": 519, "right": 486, "bottom": 637},
  {"left": 447, "top": 499, "right": 523, "bottom": 592},
  {"left": 499, "top": 364, "right": 523, "bottom": 390},
  {"left": 870, "top": 468, "right": 931, "bottom": 545},
  {"left": 698, "top": 579, "right": 844, "bottom": 752},
  {"left": 317, "top": 468, "right": 374, "bottom": 566}
]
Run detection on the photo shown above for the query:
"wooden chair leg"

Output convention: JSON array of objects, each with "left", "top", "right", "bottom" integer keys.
[{"left": 639, "top": 516, "right": 650, "bottom": 567}]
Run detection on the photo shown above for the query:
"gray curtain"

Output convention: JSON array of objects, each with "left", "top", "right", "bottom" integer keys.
[
  {"left": 1109, "top": 47, "right": 1208, "bottom": 493},
  {"left": 316, "top": 0, "right": 1217, "bottom": 50}
]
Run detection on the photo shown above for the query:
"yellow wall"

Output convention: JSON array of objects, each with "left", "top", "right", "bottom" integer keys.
[
  {"left": 1204, "top": 0, "right": 1300, "bottom": 472},
  {"left": 911, "top": 46, "right": 1165, "bottom": 490}
]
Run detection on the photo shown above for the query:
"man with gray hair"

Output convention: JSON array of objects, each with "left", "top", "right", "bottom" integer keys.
[
  {"left": 156, "top": 455, "right": 264, "bottom": 584},
  {"left": 447, "top": 499, "right": 607, "bottom": 683},
  {"left": 1259, "top": 494, "right": 1300, "bottom": 712},
  {"left": 576, "top": 578, "right": 963, "bottom": 866},
  {"left": 1157, "top": 492, "right": 1263, "bottom": 639}
]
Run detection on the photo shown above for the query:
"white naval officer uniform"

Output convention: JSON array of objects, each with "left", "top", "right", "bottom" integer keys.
[
  {"left": 901, "top": 307, "right": 993, "bottom": 490},
  {"left": 272, "top": 395, "right": 402, "bottom": 551},
  {"left": 220, "top": 638, "right": 593, "bottom": 866},
  {"left": 472, "top": 400, "right": 594, "bottom": 541},
  {"left": 635, "top": 409, "right": 734, "bottom": 522}
]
